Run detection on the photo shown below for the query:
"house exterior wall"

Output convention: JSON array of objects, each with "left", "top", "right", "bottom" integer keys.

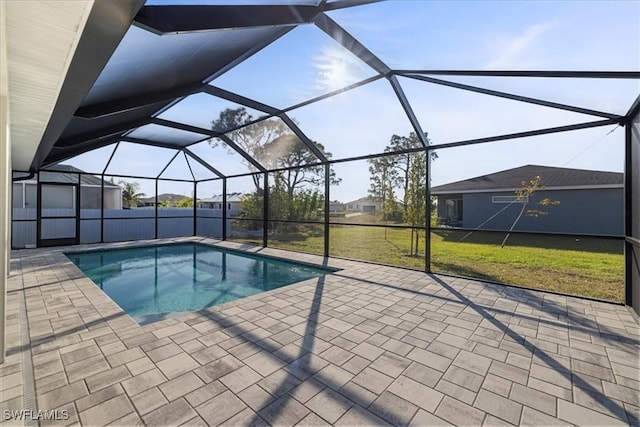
[
  {"left": 329, "top": 202, "right": 345, "bottom": 212},
  {"left": 198, "top": 199, "right": 242, "bottom": 216},
  {"left": 455, "top": 188, "right": 623, "bottom": 235},
  {"left": 345, "top": 198, "right": 381, "bottom": 213},
  {"left": 1, "top": 2, "right": 9, "bottom": 362}
]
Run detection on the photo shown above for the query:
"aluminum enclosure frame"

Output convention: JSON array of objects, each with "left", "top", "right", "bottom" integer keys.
[{"left": 12, "top": 3, "right": 640, "bottom": 308}]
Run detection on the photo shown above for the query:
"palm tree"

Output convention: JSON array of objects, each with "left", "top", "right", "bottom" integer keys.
[{"left": 119, "top": 180, "right": 145, "bottom": 208}]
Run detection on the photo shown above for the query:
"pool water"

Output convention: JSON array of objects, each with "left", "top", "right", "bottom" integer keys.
[{"left": 66, "top": 243, "right": 333, "bottom": 323}]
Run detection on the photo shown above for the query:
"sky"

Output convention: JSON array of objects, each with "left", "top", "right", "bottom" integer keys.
[{"left": 61, "top": 0, "right": 640, "bottom": 203}]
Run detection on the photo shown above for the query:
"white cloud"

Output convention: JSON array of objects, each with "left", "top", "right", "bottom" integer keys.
[{"left": 485, "top": 22, "right": 558, "bottom": 69}]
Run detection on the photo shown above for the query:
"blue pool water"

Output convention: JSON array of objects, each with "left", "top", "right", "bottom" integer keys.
[{"left": 66, "top": 243, "right": 333, "bottom": 323}]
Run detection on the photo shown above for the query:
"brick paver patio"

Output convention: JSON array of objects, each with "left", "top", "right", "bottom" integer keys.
[{"left": 1, "top": 237, "right": 638, "bottom": 426}]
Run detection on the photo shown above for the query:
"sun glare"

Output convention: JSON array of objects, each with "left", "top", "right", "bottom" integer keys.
[{"left": 315, "top": 46, "right": 356, "bottom": 92}]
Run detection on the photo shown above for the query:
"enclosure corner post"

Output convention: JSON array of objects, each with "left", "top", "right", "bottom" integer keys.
[
  {"left": 222, "top": 178, "right": 227, "bottom": 241},
  {"left": 263, "top": 172, "right": 268, "bottom": 248},
  {"left": 324, "top": 163, "right": 330, "bottom": 258}
]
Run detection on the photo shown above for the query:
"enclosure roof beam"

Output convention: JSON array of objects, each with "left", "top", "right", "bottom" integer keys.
[
  {"left": 322, "top": 0, "right": 385, "bottom": 12},
  {"left": 429, "top": 118, "right": 620, "bottom": 151},
  {"left": 134, "top": 4, "right": 319, "bottom": 34},
  {"left": 203, "top": 86, "right": 280, "bottom": 115},
  {"left": 44, "top": 136, "right": 123, "bottom": 167},
  {"left": 150, "top": 119, "right": 267, "bottom": 172},
  {"left": 55, "top": 117, "right": 153, "bottom": 149},
  {"left": 217, "top": 134, "right": 267, "bottom": 173},
  {"left": 156, "top": 150, "right": 182, "bottom": 179},
  {"left": 401, "top": 73, "right": 624, "bottom": 121},
  {"left": 278, "top": 114, "right": 329, "bottom": 162},
  {"left": 313, "top": 13, "right": 390, "bottom": 76},
  {"left": 388, "top": 75, "right": 429, "bottom": 147},
  {"left": 396, "top": 70, "right": 640, "bottom": 79},
  {"left": 183, "top": 152, "right": 196, "bottom": 181},
  {"left": 74, "top": 82, "right": 205, "bottom": 119},
  {"left": 119, "top": 137, "right": 183, "bottom": 151},
  {"left": 151, "top": 118, "right": 219, "bottom": 137},
  {"left": 184, "top": 148, "right": 225, "bottom": 179},
  {"left": 282, "top": 75, "right": 384, "bottom": 114},
  {"left": 625, "top": 94, "right": 640, "bottom": 120}
]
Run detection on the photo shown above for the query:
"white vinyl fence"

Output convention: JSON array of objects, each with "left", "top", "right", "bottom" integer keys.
[{"left": 12, "top": 208, "right": 226, "bottom": 248}]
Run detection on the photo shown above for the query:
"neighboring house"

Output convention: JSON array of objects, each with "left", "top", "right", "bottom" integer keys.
[
  {"left": 197, "top": 192, "right": 244, "bottom": 216},
  {"left": 12, "top": 165, "right": 122, "bottom": 210},
  {"left": 431, "top": 165, "right": 623, "bottom": 236},
  {"left": 138, "top": 193, "right": 190, "bottom": 207},
  {"left": 329, "top": 201, "right": 345, "bottom": 212},
  {"left": 345, "top": 196, "right": 382, "bottom": 213}
]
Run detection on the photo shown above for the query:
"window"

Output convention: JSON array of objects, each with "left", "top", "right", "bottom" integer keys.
[
  {"left": 492, "top": 195, "right": 528, "bottom": 204},
  {"left": 445, "top": 199, "right": 463, "bottom": 222}
]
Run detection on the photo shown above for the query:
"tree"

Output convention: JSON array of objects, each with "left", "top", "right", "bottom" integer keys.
[
  {"left": 158, "top": 196, "right": 173, "bottom": 207},
  {"left": 176, "top": 197, "right": 194, "bottom": 208},
  {"left": 368, "top": 132, "right": 436, "bottom": 218},
  {"left": 382, "top": 186, "right": 403, "bottom": 223},
  {"left": 119, "top": 180, "right": 145, "bottom": 208},
  {"left": 404, "top": 151, "right": 427, "bottom": 255},
  {"left": 367, "top": 155, "right": 399, "bottom": 221},
  {"left": 209, "top": 107, "right": 339, "bottom": 195},
  {"left": 500, "top": 176, "right": 560, "bottom": 247},
  {"left": 261, "top": 134, "right": 339, "bottom": 202},
  {"left": 212, "top": 107, "right": 339, "bottom": 223}
]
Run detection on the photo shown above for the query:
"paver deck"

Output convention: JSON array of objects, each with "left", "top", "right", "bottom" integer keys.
[{"left": 1, "top": 237, "right": 638, "bottom": 426}]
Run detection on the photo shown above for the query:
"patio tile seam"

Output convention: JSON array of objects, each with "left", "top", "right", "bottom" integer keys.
[{"left": 16, "top": 257, "right": 38, "bottom": 427}]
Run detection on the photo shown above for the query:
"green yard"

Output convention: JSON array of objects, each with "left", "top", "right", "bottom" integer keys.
[{"left": 231, "top": 218, "right": 624, "bottom": 302}]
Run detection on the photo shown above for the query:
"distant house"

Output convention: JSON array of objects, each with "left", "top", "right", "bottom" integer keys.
[
  {"left": 12, "top": 165, "right": 122, "bottom": 210},
  {"left": 138, "top": 193, "right": 190, "bottom": 207},
  {"left": 431, "top": 165, "right": 623, "bottom": 236},
  {"left": 345, "top": 196, "right": 382, "bottom": 213},
  {"left": 198, "top": 192, "right": 244, "bottom": 216},
  {"left": 329, "top": 201, "right": 345, "bottom": 212}
]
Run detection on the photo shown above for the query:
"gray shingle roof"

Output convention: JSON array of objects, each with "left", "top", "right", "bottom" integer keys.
[
  {"left": 431, "top": 165, "right": 623, "bottom": 194},
  {"left": 40, "top": 164, "right": 120, "bottom": 187}
]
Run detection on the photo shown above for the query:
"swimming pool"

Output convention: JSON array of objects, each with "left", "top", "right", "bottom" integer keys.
[{"left": 66, "top": 243, "right": 334, "bottom": 324}]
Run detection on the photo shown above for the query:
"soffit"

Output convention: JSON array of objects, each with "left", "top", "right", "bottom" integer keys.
[{"left": 6, "top": 0, "right": 94, "bottom": 170}]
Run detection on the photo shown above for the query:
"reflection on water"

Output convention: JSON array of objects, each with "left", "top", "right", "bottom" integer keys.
[{"left": 66, "top": 243, "right": 332, "bottom": 322}]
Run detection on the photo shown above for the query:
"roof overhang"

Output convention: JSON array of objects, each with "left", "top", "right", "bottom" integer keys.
[
  {"left": 431, "top": 184, "right": 625, "bottom": 195},
  {"left": 5, "top": 0, "right": 144, "bottom": 171}
]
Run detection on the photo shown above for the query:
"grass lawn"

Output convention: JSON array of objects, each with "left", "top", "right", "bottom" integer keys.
[
  {"left": 233, "top": 221, "right": 624, "bottom": 302},
  {"left": 431, "top": 229, "right": 623, "bottom": 302}
]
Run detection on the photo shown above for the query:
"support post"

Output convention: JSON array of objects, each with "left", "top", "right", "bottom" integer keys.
[
  {"left": 193, "top": 181, "right": 197, "bottom": 237},
  {"left": 626, "top": 122, "right": 632, "bottom": 306},
  {"left": 425, "top": 150, "right": 432, "bottom": 273},
  {"left": 154, "top": 179, "right": 159, "bottom": 239},
  {"left": 263, "top": 173, "right": 268, "bottom": 247},
  {"left": 100, "top": 174, "right": 104, "bottom": 243},
  {"left": 624, "top": 96, "right": 640, "bottom": 314},
  {"left": 222, "top": 179, "right": 227, "bottom": 241},
  {"left": 75, "top": 173, "right": 81, "bottom": 243},
  {"left": 324, "top": 164, "right": 330, "bottom": 258}
]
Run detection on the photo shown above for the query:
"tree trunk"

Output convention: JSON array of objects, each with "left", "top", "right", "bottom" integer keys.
[
  {"left": 410, "top": 229, "right": 414, "bottom": 255},
  {"left": 501, "top": 203, "right": 528, "bottom": 248}
]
